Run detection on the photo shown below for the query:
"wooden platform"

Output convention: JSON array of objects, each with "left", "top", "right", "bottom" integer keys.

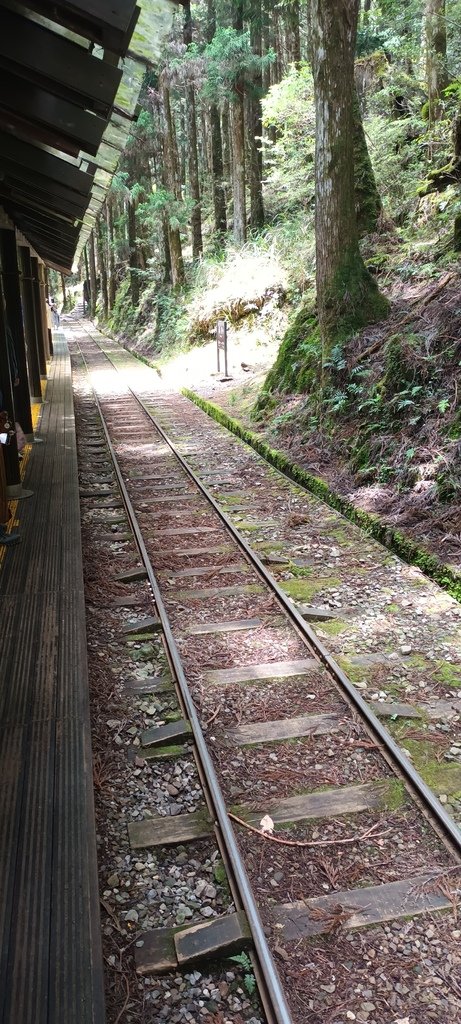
[{"left": 0, "top": 336, "right": 104, "bottom": 1023}]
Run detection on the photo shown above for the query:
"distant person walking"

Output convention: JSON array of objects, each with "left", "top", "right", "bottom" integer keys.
[{"left": 50, "top": 297, "right": 60, "bottom": 328}]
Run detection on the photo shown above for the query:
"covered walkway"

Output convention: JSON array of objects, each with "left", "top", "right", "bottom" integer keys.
[{"left": 0, "top": 336, "right": 103, "bottom": 1023}]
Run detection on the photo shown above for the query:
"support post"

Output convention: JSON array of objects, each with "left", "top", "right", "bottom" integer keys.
[
  {"left": 38, "top": 263, "right": 52, "bottom": 358},
  {"left": 19, "top": 246, "right": 42, "bottom": 400},
  {"left": 44, "top": 266, "right": 54, "bottom": 356},
  {"left": 0, "top": 229, "right": 34, "bottom": 439},
  {"left": 30, "top": 256, "right": 48, "bottom": 376},
  {"left": 0, "top": 291, "right": 21, "bottom": 491}
]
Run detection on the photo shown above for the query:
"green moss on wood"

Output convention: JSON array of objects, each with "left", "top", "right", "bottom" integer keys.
[
  {"left": 255, "top": 306, "right": 319, "bottom": 407},
  {"left": 353, "top": 91, "right": 383, "bottom": 235},
  {"left": 282, "top": 577, "right": 341, "bottom": 602},
  {"left": 321, "top": 249, "right": 389, "bottom": 357}
]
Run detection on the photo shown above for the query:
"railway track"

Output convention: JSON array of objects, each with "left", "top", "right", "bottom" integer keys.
[{"left": 70, "top": 318, "right": 461, "bottom": 1024}]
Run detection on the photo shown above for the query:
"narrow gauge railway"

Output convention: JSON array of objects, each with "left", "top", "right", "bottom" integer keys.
[{"left": 70, "top": 319, "right": 461, "bottom": 1024}]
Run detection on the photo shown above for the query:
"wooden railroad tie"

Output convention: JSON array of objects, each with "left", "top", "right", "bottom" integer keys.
[
  {"left": 122, "top": 616, "right": 162, "bottom": 637},
  {"left": 128, "top": 809, "right": 213, "bottom": 850},
  {"left": 135, "top": 910, "right": 251, "bottom": 976},
  {"left": 274, "top": 875, "right": 454, "bottom": 940}
]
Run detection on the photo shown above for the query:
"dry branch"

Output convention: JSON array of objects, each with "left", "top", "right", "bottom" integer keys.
[
  {"left": 228, "top": 811, "right": 388, "bottom": 847},
  {"left": 351, "top": 272, "right": 456, "bottom": 368}
]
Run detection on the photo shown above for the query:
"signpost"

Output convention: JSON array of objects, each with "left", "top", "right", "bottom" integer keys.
[{"left": 216, "top": 319, "right": 228, "bottom": 377}]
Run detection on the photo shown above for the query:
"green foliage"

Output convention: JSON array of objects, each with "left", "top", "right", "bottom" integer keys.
[
  {"left": 262, "top": 63, "right": 315, "bottom": 214},
  {"left": 202, "top": 27, "right": 274, "bottom": 102},
  {"left": 137, "top": 188, "right": 193, "bottom": 233},
  {"left": 229, "top": 953, "right": 256, "bottom": 997}
]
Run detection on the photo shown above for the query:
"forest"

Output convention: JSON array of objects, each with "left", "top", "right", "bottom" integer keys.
[{"left": 66, "top": 0, "right": 461, "bottom": 572}]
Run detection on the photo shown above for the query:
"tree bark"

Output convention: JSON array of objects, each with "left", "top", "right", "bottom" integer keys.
[
  {"left": 362, "top": 0, "right": 372, "bottom": 26},
  {"left": 231, "top": 2, "right": 247, "bottom": 245},
  {"left": 221, "top": 100, "right": 232, "bottom": 188},
  {"left": 425, "top": 0, "right": 448, "bottom": 122},
  {"left": 88, "top": 230, "right": 97, "bottom": 318},
  {"left": 126, "top": 195, "right": 139, "bottom": 307},
  {"left": 96, "top": 214, "right": 109, "bottom": 318},
  {"left": 106, "top": 200, "right": 116, "bottom": 311},
  {"left": 249, "top": 0, "right": 265, "bottom": 230},
  {"left": 285, "top": 1, "right": 301, "bottom": 66},
  {"left": 184, "top": 0, "right": 203, "bottom": 259},
  {"left": 206, "top": 0, "right": 227, "bottom": 234},
  {"left": 310, "top": 0, "right": 387, "bottom": 362},
  {"left": 161, "top": 79, "right": 185, "bottom": 287},
  {"left": 353, "top": 88, "right": 383, "bottom": 234}
]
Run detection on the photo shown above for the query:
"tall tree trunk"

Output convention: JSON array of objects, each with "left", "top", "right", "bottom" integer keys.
[
  {"left": 83, "top": 246, "right": 90, "bottom": 313},
  {"left": 126, "top": 195, "right": 139, "bottom": 307},
  {"left": 425, "top": 0, "right": 448, "bottom": 122},
  {"left": 184, "top": 1, "right": 203, "bottom": 259},
  {"left": 60, "top": 273, "right": 67, "bottom": 311},
  {"left": 262, "top": 0, "right": 277, "bottom": 145},
  {"left": 232, "top": 2, "right": 246, "bottom": 245},
  {"left": 362, "top": 0, "right": 372, "bottom": 26},
  {"left": 271, "top": 6, "right": 282, "bottom": 84},
  {"left": 353, "top": 89, "right": 383, "bottom": 234},
  {"left": 221, "top": 100, "right": 231, "bottom": 189},
  {"left": 285, "top": 1, "right": 301, "bottom": 65},
  {"left": 261, "top": 0, "right": 272, "bottom": 94},
  {"left": 161, "top": 80, "right": 185, "bottom": 286},
  {"left": 206, "top": 0, "right": 227, "bottom": 235},
  {"left": 310, "top": 0, "right": 388, "bottom": 363},
  {"left": 88, "top": 230, "right": 97, "bottom": 318},
  {"left": 106, "top": 200, "right": 116, "bottom": 311},
  {"left": 248, "top": 0, "right": 265, "bottom": 230},
  {"left": 96, "top": 214, "right": 109, "bottom": 318}
]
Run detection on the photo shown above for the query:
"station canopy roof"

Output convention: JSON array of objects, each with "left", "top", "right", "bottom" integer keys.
[{"left": 0, "top": 0, "right": 177, "bottom": 272}]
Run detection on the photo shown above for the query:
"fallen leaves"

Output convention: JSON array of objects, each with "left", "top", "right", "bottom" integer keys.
[{"left": 308, "top": 901, "right": 359, "bottom": 933}]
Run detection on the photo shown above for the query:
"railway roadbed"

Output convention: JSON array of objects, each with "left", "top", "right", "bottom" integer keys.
[{"left": 69, "top": 318, "right": 461, "bottom": 1024}]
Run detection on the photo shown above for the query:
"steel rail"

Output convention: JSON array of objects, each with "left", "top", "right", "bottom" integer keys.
[
  {"left": 143, "top": 400, "right": 461, "bottom": 854},
  {"left": 73, "top": 340, "right": 294, "bottom": 1024},
  {"left": 79, "top": 329, "right": 461, "bottom": 860}
]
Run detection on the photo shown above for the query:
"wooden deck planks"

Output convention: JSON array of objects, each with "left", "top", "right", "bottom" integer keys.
[{"left": 0, "top": 337, "right": 104, "bottom": 1024}]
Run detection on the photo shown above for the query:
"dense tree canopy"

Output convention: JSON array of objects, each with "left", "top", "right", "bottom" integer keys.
[{"left": 79, "top": 0, "right": 461, "bottom": 394}]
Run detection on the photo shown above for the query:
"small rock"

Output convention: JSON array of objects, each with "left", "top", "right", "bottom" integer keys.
[
  {"left": 107, "top": 873, "right": 120, "bottom": 888},
  {"left": 400, "top": 645, "right": 412, "bottom": 655},
  {"left": 124, "top": 909, "right": 139, "bottom": 923}
]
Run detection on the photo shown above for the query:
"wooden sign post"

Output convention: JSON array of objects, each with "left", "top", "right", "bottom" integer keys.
[{"left": 216, "top": 319, "right": 228, "bottom": 377}]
